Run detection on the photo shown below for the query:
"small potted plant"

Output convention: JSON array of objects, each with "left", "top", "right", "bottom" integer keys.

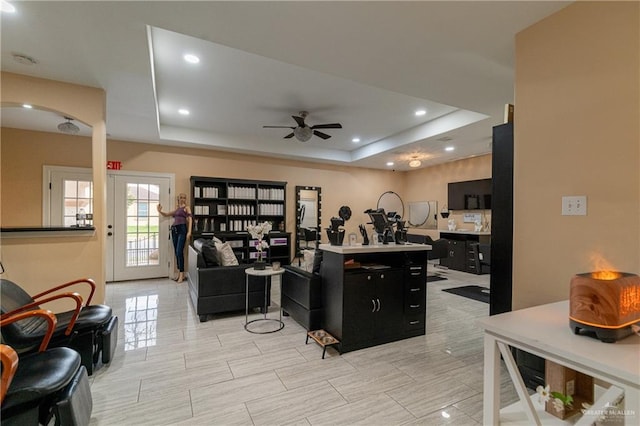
[{"left": 247, "top": 221, "right": 272, "bottom": 270}]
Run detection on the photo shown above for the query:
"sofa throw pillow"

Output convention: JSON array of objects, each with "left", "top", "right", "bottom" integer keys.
[
  {"left": 193, "top": 238, "right": 207, "bottom": 252},
  {"left": 302, "top": 249, "right": 315, "bottom": 273},
  {"left": 312, "top": 249, "right": 323, "bottom": 274},
  {"left": 215, "top": 241, "right": 239, "bottom": 266},
  {"left": 201, "top": 241, "right": 219, "bottom": 267}
]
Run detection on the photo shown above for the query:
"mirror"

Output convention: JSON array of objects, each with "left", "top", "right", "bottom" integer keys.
[
  {"left": 408, "top": 201, "right": 438, "bottom": 229},
  {"left": 295, "top": 186, "right": 322, "bottom": 257},
  {"left": 377, "top": 191, "right": 404, "bottom": 219}
]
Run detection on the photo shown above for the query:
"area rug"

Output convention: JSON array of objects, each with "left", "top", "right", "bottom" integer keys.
[
  {"left": 426, "top": 275, "right": 447, "bottom": 283},
  {"left": 442, "top": 285, "right": 490, "bottom": 303}
]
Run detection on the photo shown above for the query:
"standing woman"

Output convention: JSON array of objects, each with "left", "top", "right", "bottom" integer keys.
[{"left": 157, "top": 193, "right": 192, "bottom": 283}]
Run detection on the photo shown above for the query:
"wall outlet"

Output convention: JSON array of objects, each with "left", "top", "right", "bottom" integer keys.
[{"left": 562, "top": 195, "right": 587, "bottom": 216}]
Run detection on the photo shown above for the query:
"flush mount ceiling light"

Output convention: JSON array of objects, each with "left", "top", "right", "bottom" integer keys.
[
  {"left": 409, "top": 157, "right": 422, "bottom": 168},
  {"left": 57, "top": 117, "right": 80, "bottom": 135},
  {"left": 415, "top": 109, "right": 427, "bottom": 116},
  {"left": 178, "top": 108, "right": 190, "bottom": 115},
  {"left": 386, "top": 161, "right": 394, "bottom": 166},
  {"left": 445, "top": 146, "right": 455, "bottom": 152},
  {"left": 12, "top": 52, "right": 38, "bottom": 66},
  {"left": 352, "top": 137, "right": 360, "bottom": 143}
]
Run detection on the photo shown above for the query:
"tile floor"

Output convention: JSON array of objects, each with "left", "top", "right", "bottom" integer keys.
[{"left": 89, "top": 267, "right": 518, "bottom": 425}]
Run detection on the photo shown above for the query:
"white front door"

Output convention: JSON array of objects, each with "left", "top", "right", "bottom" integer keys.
[{"left": 107, "top": 173, "right": 172, "bottom": 282}]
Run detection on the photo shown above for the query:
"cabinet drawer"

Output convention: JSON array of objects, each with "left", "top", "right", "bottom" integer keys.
[
  {"left": 404, "top": 298, "right": 423, "bottom": 314},
  {"left": 404, "top": 314, "right": 425, "bottom": 332}
]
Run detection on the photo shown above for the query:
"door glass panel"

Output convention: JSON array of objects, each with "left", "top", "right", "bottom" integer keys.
[{"left": 125, "top": 183, "right": 160, "bottom": 267}]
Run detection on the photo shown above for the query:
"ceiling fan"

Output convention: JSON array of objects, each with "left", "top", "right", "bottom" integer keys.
[{"left": 263, "top": 111, "right": 342, "bottom": 142}]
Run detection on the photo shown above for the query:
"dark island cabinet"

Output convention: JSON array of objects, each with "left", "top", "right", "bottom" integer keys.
[
  {"left": 342, "top": 269, "right": 404, "bottom": 348},
  {"left": 319, "top": 244, "right": 429, "bottom": 353}
]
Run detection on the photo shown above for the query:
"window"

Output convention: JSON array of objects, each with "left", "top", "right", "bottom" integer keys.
[
  {"left": 63, "top": 179, "right": 93, "bottom": 227},
  {"left": 44, "top": 166, "right": 93, "bottom": 227}
]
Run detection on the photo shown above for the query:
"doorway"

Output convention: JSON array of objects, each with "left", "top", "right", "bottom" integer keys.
[{"left": 106, "top": 172, "right": 173, "bottom": 282}]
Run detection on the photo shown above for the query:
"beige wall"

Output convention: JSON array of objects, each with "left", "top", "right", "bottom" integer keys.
[
  {"left": 513, "top": 1, "right": 640, "bottom": 309},
  {"left": 404, "top": 154, "right": 492, "bottom": 239},
  {"left": 107, "top": 138, "right": 406, "bottom": 238},
  {"left": 1, "top": 73, "right": 107, "bottom": 306},
  {"left": 2, "top": 126, "right": 491, "bottom": 294}
]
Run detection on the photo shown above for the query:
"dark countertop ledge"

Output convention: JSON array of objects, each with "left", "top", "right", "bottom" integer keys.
[{"left": 1, "top": 226, "right": 96, "bottom": 238}]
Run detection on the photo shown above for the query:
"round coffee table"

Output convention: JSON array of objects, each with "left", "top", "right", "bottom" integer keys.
[{"left": 244, "top": 266, "right": 286, "bottom": 334}]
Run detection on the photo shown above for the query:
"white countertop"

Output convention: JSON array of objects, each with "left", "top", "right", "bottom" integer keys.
[
  {"left": 477, "top": 300, "right": 640, "bottom": 388},
  {"left": 319, "top": 242, "right": 431, "bottom": 255},
  {"left": 440, "top": 229, "right": 491, "bottom": 236}
]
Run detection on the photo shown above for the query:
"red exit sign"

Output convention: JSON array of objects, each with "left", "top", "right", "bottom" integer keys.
[{"left": 107, "top": 161, "right": 122, "bottom": 170}]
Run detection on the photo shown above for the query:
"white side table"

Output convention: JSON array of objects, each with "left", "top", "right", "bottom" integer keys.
[
  {"left": 478, "top": 301, "right": 640, "bottom": 425},
  {"left": 244, "top": 266, "right": 286, "bottom": 334}
]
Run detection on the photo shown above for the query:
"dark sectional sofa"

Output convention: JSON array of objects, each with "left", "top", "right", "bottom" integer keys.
[{"left": 187, "top": 243, "right": 269, "bottom": 322}]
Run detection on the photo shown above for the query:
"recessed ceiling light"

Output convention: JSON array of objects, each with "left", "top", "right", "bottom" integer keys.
[
  {"left": 183, "top": 54, "right": 200, "bottom": 64},
  {"left": 415, "top": 109, "right": 426, "bottom": 116},
  {"left": 352, "top": 137, "right": 360, "bottom": 143},
  {"left": 178, "top": 109, "right": 190, "bottom": 115},
  {"left": 386, "top": 162, "right": 394, "bottom": 166},
  {"left": 22, "top": 104, "right": 33, "bottom": 109},
  {"left": 1, "top": 1, "right": 16, "bottom": 13},
  {"left": 445, "top": 146, "right": 455, "bottom": 152}
]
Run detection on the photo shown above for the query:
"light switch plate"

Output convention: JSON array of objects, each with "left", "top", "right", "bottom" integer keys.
[{"left": 562, "top": 195, "right": 587, "bottom": 216}]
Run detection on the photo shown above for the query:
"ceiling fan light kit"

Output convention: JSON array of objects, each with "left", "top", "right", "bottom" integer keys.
[
  {"left": 264, "top": 111, "right": 342, "bottom": 142},
  {"left": 293, "top": 126, "right": 313, "bottom": 142}
]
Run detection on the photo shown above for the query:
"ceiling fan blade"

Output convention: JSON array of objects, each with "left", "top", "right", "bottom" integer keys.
[
  {"left": 311, "top": 123, "right": 342, "bottom": 130},
  {"left": 292, "top": 115, "right": 306, "bottom": 127},
  {"left": 313, "top": 130, "right": 332, "bottom": 140},
  {"left": 284, "top": 132, "right": 295, "bottom": 139},
  {"left": 263, "top": 125, "right": 295, "bottom": 129}
]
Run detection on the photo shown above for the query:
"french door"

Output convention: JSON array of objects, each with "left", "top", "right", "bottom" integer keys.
[{"left": 106, "top": 173, "right": 173, "bottom": 282}]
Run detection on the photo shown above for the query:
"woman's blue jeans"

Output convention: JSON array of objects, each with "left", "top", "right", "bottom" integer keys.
[{"left": 171, "top": 224, "right": 187, "bottom": 272}]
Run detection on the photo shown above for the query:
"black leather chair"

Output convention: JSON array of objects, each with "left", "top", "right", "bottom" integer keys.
[
  {"left": 1, "top": 309, "right": 92, "bottom": 426},
  {"left": 0, "top": 278, "right": 118, "bottom": 375},
  {"left": 407, "top": 234, "right": 448, "bottom": 262}
]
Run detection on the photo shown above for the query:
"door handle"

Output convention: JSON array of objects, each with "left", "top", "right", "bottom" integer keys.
[
  {"left": 371, "top": 299, "right": 376, "bottom": 312},
  {"left": 376, "top": 298, "right": 381, "bottom": 312}
]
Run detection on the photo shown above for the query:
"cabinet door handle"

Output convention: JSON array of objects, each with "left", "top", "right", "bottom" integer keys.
[
  {"left": 409, "top": 266, "right": 422, "bottom": 271},
  {"left": 410, "top": 304, "right": 420, "bottom": 308},
  {"left": 371, "top": 299, "right": 376, "bottom": 312},
  {"left": 376, "top": 298, "right": 381, "bottom": 312},
  {"left": 411, "top": 272, "right": 421, "bottom": 276},
  {"left": 380, "top": 274, "right": 384, "bottom": 279},
  {"left": 410, "top": 288, "right": 421, "bottom": 292},
  {"left": 367, "top": 275, "right": 372, "bottom": 281},
  {"left": 409, "top": 320, "right": 420, "bottom": 325}
]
